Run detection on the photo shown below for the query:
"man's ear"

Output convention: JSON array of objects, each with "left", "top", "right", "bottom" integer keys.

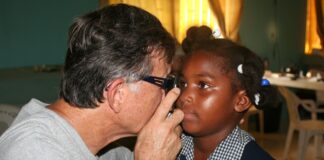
[
  {"left": 234, "top": 90, "right": 251, "bottom": 113},
  {"left": 103, "top": 79, "right": 125, "bottom": 113}
]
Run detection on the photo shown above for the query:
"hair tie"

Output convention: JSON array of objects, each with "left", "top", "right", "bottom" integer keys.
[
  {"left": 237, "top": 64, "right": 243, "bottom": 74},
  {"left": 254, "top": 93, "right": 260, "bottom": 106},
  {"left": 212, "top": 28, "right": 222, "bottom": 38},
  {"left": 261, "top": 79, "right": 270, "bottom": 86}
]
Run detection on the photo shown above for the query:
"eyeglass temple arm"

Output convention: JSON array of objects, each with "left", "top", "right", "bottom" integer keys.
[{"left": 142, "top": 76, "right": 165, "bottom": 87}]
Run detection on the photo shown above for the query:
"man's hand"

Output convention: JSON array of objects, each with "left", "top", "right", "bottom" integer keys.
[{"left": 134, "top": 88, "right": 184, "bottom": 160}]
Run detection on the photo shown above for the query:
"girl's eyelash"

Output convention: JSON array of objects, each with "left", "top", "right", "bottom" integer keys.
[
  {"left": 177, "top": 78, "right": 212, "bottom": 89},
  {"left": 197, "top": 81, "right": 210, "bottom": 89},
  {"left": 178, "top": 78, "right": 187, "bottom": 88}
]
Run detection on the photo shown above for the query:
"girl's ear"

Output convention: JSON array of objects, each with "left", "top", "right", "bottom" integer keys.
[
  {"left": 234, "top": 90, "right": 251, "bottom": 112},
  {"left": 103, "top": 78, "right": 125, "bottom": 113}
]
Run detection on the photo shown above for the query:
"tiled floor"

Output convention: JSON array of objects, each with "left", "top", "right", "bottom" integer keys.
[{"left": 251, "top": 131, "right": 324, "bottom": 160}]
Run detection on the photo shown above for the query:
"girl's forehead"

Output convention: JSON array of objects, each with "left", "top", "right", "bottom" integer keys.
[
  {"left": 183, "top": 52, "right": 228, "bottom": 75},
  {"left": 184, "top": 51, "right": 238, "bottom": 80},
  {"left": 187, "top": 52, "right": 226, "bottom": 67}
]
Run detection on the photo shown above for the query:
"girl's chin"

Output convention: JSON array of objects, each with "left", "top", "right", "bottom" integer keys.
[{"left": 181, "top": 122, "right": 201, "bottom": 135}]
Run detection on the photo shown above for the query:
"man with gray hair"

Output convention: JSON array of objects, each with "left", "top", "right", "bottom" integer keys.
[{"left": 0, "top": 4, "right": 183, "bottom": 160}]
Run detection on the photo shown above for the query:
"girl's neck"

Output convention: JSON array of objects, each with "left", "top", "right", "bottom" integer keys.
[{"left": 193, "top": 125, "right": 236, "bottom": 159}]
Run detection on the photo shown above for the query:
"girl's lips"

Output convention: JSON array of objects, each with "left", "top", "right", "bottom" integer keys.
[
  {"left": 182, "top": 111, "right": 197, "bottom": 121},
  {"left": 178, "top": 104, "right": 197, "bottom": 121}
]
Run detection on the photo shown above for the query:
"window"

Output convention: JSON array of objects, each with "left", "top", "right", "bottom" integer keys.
[
  {"left": 176, "top": 0, "right": 221, "bottom": 41},
  {"left": 107, "top": 0, "right": 242, "bottom": 42},
  {"left": 305, "top": 0, "right": 323, "bottom": 54},
  {"left": 108, "top": 0, "right": 220, "bottom": 42}
]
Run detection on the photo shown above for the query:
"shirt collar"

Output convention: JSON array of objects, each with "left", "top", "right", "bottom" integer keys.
[{"left": 178, "top": 126, "right": 254, "bottom": 160}]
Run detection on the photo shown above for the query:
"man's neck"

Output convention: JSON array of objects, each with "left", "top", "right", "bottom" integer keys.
[{"left": 47, "top": 99, "right": 131, "bottom": 155}]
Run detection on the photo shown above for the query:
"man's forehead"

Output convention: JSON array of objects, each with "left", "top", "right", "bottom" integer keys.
[
  {"left": 165, "top": 65, "right": 171, "bottom": 75},
  {"left": 151, "top": 54, "right": 171, "bottom": 76}
]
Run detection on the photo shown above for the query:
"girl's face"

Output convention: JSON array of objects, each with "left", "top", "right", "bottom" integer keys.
[{"left": 176, "top": 51, "right": 239, "bottom": 137}]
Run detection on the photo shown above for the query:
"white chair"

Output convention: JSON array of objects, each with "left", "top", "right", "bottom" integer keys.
[
  {"left": 0, "top": 104, "right": 20, "bottom": 135},
  {"left": 278, "top": 87, "right": 324, "bottom": 160},
  {"left": 315, "top": 90, "right": 324, "bottom": 106},
  {"left": 241, "top": 105, "right": 264, "bottom": 139}
]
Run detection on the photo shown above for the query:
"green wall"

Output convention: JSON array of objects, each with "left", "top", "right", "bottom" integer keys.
[
  {"left": 240, "top": 0, "right": 307, "bottom": 72},
  {"left": 0, "top": 0, "right": 97, "bottom": 68},
  {"left": 240, "top": 0, "right": 308, "bottom": 133},
  {"left": 0, "top": 0, "right": 308, "bottom": 71}
]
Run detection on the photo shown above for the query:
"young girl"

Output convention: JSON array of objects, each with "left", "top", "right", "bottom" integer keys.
[{"left": 176, "top": 38, "right": 276, "bottom": 160}]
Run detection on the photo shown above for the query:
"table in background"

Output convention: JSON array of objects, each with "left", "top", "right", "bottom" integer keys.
[
  {"left": 263, "top": 71, "right": 324, "bottom": 133},
  {"left": 265, "top": 73, "right": 324, "bottom": 91},
  {"left": 0, "top": 67, "right": 61, "bottom": 106}
]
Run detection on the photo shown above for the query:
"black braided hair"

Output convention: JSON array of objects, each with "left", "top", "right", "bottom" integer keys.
[
  {"left": 182, "top": 25, "right": 213, "bottom": 54},
  {"left": 189, "top": 38, "right": 279, "bottom": 110}
]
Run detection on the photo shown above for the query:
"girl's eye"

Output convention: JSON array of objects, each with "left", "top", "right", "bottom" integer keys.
[
  {"left": 197, "top": 81, "right": 210, "bottom": 89},
  {"left": 177, "top": 79, "right": 187, "bottom": 89}
]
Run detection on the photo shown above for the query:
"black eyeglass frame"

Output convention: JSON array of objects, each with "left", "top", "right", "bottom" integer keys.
[{"left": 142, "top": 75, "right": 178, "bottom": 92}]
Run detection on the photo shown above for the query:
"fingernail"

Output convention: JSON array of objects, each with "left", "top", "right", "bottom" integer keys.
[{"left": 173, "top": 88, "right": 180, "bottom": 94}]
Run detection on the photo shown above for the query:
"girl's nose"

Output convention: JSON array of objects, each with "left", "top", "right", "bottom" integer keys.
[{"left": 177, "top": 88, "right": 193, "bottom": 108}]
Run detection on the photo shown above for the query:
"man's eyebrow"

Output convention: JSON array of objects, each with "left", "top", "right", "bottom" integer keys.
[
  {"left": 167, "top": 66, "right": 171, "bottom": 74},
  {"left": 178, "top": 73, "right": 184, "bottom": 78}
]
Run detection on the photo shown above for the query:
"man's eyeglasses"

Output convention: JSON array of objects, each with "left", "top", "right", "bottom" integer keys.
[{"left": 142, "top": 75, "right": 177, "bottom": 92}]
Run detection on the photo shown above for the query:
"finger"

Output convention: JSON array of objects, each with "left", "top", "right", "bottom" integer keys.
[
  {"left": 174, "top": 125, "right": 183, "bottom": 137},
  {"left": 174, "top": 137, "right": 183, "bottom": 157},
  {"left": 166, "top": 109, "right": 184, "bottom": 127},
  {"left": 239, "top": 118, "right": 245, "bottom": 125},
  {"left": 152, "top": 88, "right": 180, "bottom": 122}
]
